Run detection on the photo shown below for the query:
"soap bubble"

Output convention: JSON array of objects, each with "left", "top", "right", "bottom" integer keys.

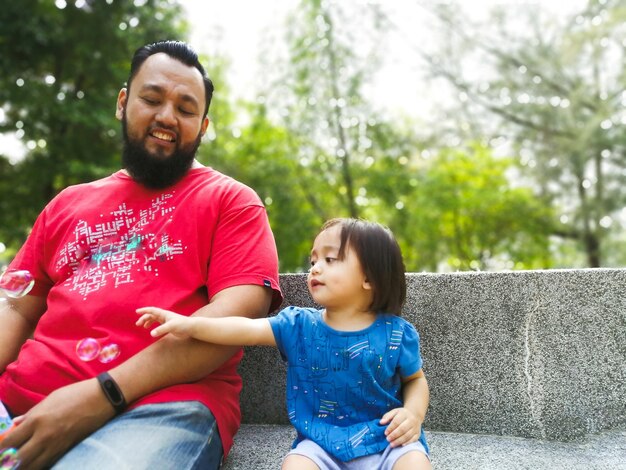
[
  {"left": 0, "top": 448, "right": 19, "bottom": 470},
  {"left": 76, "top": 337, "right": 101, "bottom": 361},
  {"left": 76, "top": 339, "right": 121, "bottom": 363},
  {"left": 98, "top": 343, "right": 121, "bottom": 363},
  {"left": 0, "top": 416, "right": 11, "bottom": 433},
  {"left": 0, "top": 269, "right": 35, "bottom": 298},
  {"left": 0, "top": 401, "right": 14, "bottom": 452}
]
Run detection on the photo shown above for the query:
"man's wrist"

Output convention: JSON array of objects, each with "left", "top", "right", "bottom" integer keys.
[{"left": 96, "top": 372, "right": 127, "bottom": 414}]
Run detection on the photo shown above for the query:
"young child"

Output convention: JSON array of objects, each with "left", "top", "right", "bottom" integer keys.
[{"left": 137, "top": 218, "right": 431, "bottom": 470}]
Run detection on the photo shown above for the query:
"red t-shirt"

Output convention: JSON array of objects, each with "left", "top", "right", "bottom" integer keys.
[{"left": 0, "top": 167, "right": 282, "bottom": 456}]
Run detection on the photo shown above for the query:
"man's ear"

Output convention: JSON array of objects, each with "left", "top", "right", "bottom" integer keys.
[
  {"left": 200, "top": 116, "right": 209, "bottom": 136},
  {"left": 115, "top": 88, "right": 128, "bottom": 121}
]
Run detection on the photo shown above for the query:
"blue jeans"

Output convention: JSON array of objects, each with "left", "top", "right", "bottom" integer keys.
[{"left": 52, "top": 401, "right": 223, "bottom": 470}]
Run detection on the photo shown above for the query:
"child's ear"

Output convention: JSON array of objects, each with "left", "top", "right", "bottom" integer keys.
[{"left": 362, "top": 279, "right": 372, "bottom": 290}]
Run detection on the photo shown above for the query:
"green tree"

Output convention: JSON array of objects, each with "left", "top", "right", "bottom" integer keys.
[
  {"left": 420, "top": 0, "right": 626, "bottom": 267},
  {"left": 368, "top": 142, "right": 552, "bottom": 271},
  {"left": 195, "top": 57, "right": 320, "bottom": 271},
  {"left": 267, "top": 0, "right": 391, "bottom": 220},
  {"left": 0, "top": 0, "right": 187, "bottom": 257},
  {"left": 198, "top": 0, "right": 407, "bottom": 271},
  {"left": 209, "top": 0, "right": 558, "bottom": 273}
]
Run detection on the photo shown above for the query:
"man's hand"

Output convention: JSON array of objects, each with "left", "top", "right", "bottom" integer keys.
[
  {"left": 380, "top": 407, "right": 423, "bottom": 448},
  {"left": 1, "top": 378, "right": 114, "bottom": 470},
  {"left": 1, "top": 284, "right": 273, "bottom": 469}
]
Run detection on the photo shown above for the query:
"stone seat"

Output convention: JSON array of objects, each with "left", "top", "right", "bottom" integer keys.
[
  {"left": 223, "top": 270, "right": 626, "bottom": 469},
  {"left": 222, "top": 425, "right": 626, "bottom": 469}
]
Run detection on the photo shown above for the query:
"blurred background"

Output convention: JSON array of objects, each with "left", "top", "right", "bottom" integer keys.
[{"left": 0, "top": 0, "right": 624, "bottom": 273}]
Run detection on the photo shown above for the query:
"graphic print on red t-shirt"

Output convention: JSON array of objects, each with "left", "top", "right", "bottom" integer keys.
[{"left": 55, "top": 193, "right": 186, "bottom": 299}]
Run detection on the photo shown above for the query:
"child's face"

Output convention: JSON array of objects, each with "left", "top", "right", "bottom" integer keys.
[{"left": 307, "top": 224, "right": 372, "bottom": 311}]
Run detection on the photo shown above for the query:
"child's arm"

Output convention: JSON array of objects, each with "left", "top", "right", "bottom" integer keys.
[
  {"left": 136, "top": 307, "right": 276, "bottom": 346},
  {"left": 380, "top": 369, "right": 429, "bottom": 448}
]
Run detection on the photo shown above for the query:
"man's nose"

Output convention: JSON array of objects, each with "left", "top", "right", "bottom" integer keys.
[{"left": 155, "top": 103, "right": 177, "bottom": 127}]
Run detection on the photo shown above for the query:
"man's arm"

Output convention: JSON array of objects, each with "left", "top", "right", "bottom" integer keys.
[
  {"left": 3, "top": 284, "right": 272, "bottom": 469},
  {"left": 112, "top": 284, "right": 273, "bottom": 402},
  {"left": 0, "top": 295, "right": 46, "bottom": 373}
]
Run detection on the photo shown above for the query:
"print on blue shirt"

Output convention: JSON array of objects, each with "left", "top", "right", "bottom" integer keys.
[{"left": 269, "top": 307, "right": 429, "bottom": 462}]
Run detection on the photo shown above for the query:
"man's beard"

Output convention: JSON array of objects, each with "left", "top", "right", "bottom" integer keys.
[{"left": 121, "top": 115, "right": 202, "bottom": 190}]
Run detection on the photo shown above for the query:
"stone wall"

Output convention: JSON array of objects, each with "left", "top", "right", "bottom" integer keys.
[{"left": 237, "top": 269, "right": 626, "bottom": 441}]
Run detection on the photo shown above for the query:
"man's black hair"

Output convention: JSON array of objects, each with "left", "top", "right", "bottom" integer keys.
[{"left": 127, "top": 40, "right": 214, "bottom": 118}]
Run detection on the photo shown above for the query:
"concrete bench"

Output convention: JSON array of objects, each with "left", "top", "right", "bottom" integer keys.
[{"left": 223, "top": 270, "right": 626, "bottom": 469}]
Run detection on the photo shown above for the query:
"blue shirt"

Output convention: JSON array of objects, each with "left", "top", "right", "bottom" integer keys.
[{"left": 269, "top": 306, "right": 429, "bottom": 462}]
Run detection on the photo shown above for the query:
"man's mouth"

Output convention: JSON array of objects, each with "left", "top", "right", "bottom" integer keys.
[{"left": 150, "top": 130, "right": 176, "bottom": 142}]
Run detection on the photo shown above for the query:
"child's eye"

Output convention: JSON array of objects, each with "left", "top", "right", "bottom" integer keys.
[
  {"left": 325, "top": 257, "right": 336, "bottom": 263},
  {"left": 309, "top": 259, "right": 316, "bottom": 267}
]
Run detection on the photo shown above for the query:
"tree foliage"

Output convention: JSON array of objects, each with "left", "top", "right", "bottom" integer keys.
[
  {"left": 420, "top": 0, "right": 626, "bottom": 267},
  {"left": 414, "top": 145, "right": 551, "bottom": 271},
  {"left": 0, "top": 0, "right": 187, "bottom": 255},
  {"left": 3, "top": 0, "right": 615, "bottom": 272},
  {"left": 269, "top": 0, "right": 392, "bottom": 220},
  {"left": 200, "top": 0, "right": 572, "bottom": 272},
  {"left": 251, "top": 0, "right": 557, "bottom": 271}
]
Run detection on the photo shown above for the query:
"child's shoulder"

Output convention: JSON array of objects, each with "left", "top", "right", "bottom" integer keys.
[
  {"left": 378, "top": 313, "right": 420, "bottom": 338},
  {"left": 378, "top": 313, "right": 415, "bottom": 328},
  {"left": 278, "top": 305, "right": 320, "bottom": 316},
  {"left": 273, "top": 306, "right": 322, "bottom": 324}
]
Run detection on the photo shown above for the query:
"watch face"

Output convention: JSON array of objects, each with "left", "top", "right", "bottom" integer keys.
[
  {"left": 98, "top": 373, "right": 126, "bottom": 412},
  {"left": 104, "top": 380, "right": 123, "bottom": 404}
]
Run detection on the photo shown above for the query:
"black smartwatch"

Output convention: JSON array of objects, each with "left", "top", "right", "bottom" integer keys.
[{"left": 97, "top": 372, "right": 127, "bottom": 414}]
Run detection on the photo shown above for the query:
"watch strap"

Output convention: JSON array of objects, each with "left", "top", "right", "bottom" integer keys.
[{"left": 97, "top": 372, "right": 127, "bottom": 414}]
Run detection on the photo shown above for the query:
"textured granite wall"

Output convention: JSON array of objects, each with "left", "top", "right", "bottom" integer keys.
[{"left": 237, "top": 269, "right": 626, "bottom": 441}]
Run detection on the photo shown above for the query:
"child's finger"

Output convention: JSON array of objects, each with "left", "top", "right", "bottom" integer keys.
[
  {"left": 402, "top": 434, "right": 420, "bottom": 447},
  {"left": 135, "top": 306, "right": 155, "bottom": 314},
  {"left": 136, "top": 306, "right": 170, "bottom": 317},
  {"left": 136, "top": 314, "right": 156, "bottom": 327},
  {"left": 389, "top": 430, "right": 419, "bottom": 448},
  {"left": 380, "top": 408, "right": 398, "bottom": 426},
  {"left": 150, "top": 324, "right": 169, "bottom": 337},
  {"left": 137, "top": 307, "right": 177, "bottom": 323},
  {"left": 386, "top": 417, "right": 409, "bottom": 439},
  {"left": 385, "top": 422, "right": 400, "bottom": 439}
]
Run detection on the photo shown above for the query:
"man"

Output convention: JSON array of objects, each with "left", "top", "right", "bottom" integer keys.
[{"left": 0, "top": 40, "right": 282, "bottom": 469}]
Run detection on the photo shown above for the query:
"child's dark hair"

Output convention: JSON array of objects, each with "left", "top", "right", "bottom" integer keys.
[{"left": 320, "top": 218, "right": 406, "bottom": 315}]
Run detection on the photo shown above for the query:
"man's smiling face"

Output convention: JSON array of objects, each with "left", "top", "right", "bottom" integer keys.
[{"left": 115, "top": 53, "right": 209, "bottom": 188}]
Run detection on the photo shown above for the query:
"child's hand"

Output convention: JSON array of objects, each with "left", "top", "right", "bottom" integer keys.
[
  {"left": 380, "top": 407, "right": 423, "bottom": 448},
  {"left": 136, "top": 307, "right": 193, "bottom": 338}
]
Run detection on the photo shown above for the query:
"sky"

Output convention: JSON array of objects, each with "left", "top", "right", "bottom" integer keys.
[
  {"left": 180, "top": 0, "right": 440, "bottom": 116},
  {"left": 181, "top": 0, "right": 294, "bottom": 101},
  {"left": 179, "top": 0, "right": 587, "bottom": 118},
  {"left": 0, "top": 0, "right": 587, "bottom": 162}
]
